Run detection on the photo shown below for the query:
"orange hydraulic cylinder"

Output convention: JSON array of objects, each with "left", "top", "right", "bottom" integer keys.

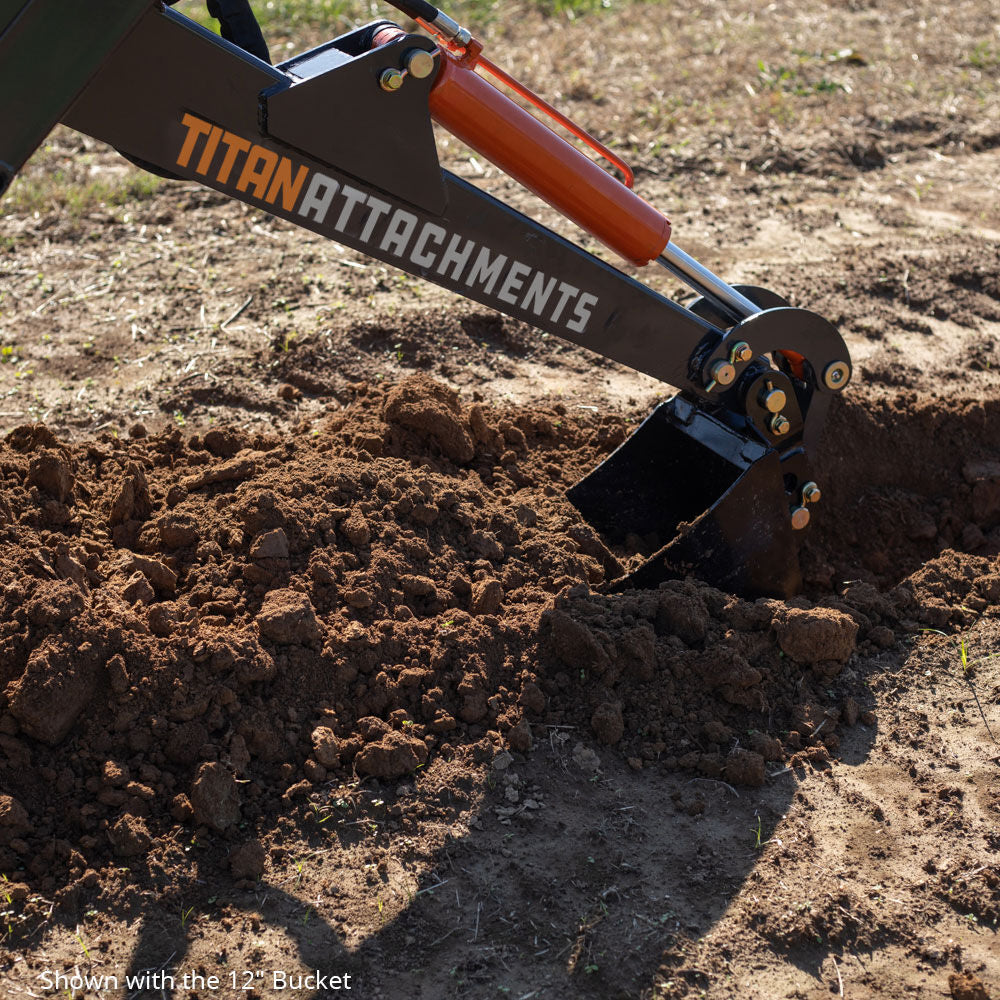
[
  {"left": 430, "top": 54, "right": 671, "bottom": 266},
  {"left": 374, "top": 28, "right": 672, "bottom": 266}
]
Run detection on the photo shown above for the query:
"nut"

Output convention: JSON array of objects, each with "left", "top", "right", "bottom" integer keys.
[
  {"left": 730, "top": 341, "right": 753, "bottom": 364},
  {"left": 802, "top": 481, "right": 821, "bottom": 504},
  {"left": 379, "top": 68, "right": 405, "bottom": 92},
  {"left": 770, "top": 414, "right": 791, "bottom": 436}
]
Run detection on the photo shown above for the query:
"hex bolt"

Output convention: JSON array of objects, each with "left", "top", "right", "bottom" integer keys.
[
  {"left": 802, "top": 481, "right": 821, "bottom": 504},
  {"left": 770, "top": 413, "right": 791, "bottom": 436},
  {"left": 760, "top": 385, "right": 787, "bottom": 414},
  {"left": 790, "top": 506, "right": 811, "bottom": 530},
  {"left": 822, "top": 360, "right": 850, "bottom": 391},
  {"left": 404, "top": 49, "right": 436, "bottom": 79},
  {"left": 379, "top": 68, "right": 406, "bottom": 92},
  {"left": 730, "top": 340, "right": 753, "bottom": 364},
  {"left": 706, "top": 359, "right": 736, "bottom": 390}
]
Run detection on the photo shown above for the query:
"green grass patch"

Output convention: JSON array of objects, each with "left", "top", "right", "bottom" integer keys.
[
  {"left": 968, "top": 41, "right": 1000, "bottom": 71},
  {"left": 6, "top": 169, "right": 162, "bottom": 218},
  {"left": 179, "top": 0, "right": 613, "bottom": 42},
  {"left": 756, "top": 58, "right": 849, "bottom": 97}
]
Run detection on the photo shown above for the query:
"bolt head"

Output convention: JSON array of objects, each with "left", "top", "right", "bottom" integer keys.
[
  {"left": 405, "top": 49, "right": 435, "bottom": 79},
  {"left": 770, "top": 414, "right": 791, "bottom": 436},
  {"left": 790, "top": 506, "right": 811, "bottom": 530},
  {"left": 731, "top": 341, "right": 753, "bottom": 364},
  {"left": 802, "top": 481, "right": 821, "bottom": 504},
  {"left": 760, "top": 387, "right": 787, "bottom": 413},
  {"left": 379, "top": 68, "right": 405, "bottom": 92},
  {"left": 707, "top": 360, "right": 736, "bottom": 388}
]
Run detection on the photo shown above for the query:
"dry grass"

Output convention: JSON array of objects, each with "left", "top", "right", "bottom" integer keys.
[
  {"left": 201, "top": 0, "right": 1000, "bottom": 182},
  {"left": 498, "top": 0, "right": 1000, "bottom": 175},
  {"left": 7, "top": 0, "right": 999, "bottom": 224}
]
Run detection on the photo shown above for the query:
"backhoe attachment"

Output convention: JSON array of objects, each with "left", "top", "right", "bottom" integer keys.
[{"left": 0, "top": 0, "right": 852, "bottom": 598}]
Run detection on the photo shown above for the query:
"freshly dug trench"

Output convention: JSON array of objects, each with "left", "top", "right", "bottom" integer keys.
[{"left": 806, "top": 390, "right": 1000, "bottom": 589}]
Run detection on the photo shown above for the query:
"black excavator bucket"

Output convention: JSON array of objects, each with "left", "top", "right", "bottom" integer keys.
[{"left": 568, "top": 395, "right": 802, "bottom": 599}]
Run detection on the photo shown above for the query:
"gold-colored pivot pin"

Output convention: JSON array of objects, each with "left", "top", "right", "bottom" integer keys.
[{"left": 405, "top": 49, "right": 435, "bottom": 79}]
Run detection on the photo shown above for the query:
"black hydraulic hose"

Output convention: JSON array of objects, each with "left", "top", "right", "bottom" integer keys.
[
  {"left": 165, "top": 0, "right": 271, "bottom": 63},
  {"left": 381, "top": 0, "right": 441, "bottom": 23},
  {"left": 206, "top": 0, "right": 271, "bottom": 63},
  {"left": 377, "top": 0, "right": 471, "bottom": 45}
]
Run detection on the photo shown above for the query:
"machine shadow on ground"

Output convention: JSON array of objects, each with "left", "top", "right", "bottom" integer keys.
[
  {"left": 108, "top": 732, "right": 875, "bottom": 999},
  {"left": 13, "top": 575, "right": 881, "bottom": 1000}
]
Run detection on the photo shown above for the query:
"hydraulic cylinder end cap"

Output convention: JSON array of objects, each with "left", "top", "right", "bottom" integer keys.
[
  {"left": 760, "top": 387, "right": 787, "bottom": 413},
  {"left": 707, "top": 360, "right": 735, "bottom": 388}
]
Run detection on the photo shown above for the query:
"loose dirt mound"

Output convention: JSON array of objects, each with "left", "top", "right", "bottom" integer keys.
[{"left": 1, "top": 374, "right": 997, "bottom": 922}]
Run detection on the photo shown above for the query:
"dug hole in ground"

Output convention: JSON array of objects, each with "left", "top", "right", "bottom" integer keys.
[{"left": 1, "top": 0, "right": 999, "bottom": 997}]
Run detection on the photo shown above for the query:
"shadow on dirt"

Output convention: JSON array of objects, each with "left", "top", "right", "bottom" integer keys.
[
  {"left": 103, "top": 721, "right": 877, "bottom": 1000},
  {"left": 22, "top": 572, "right": 882, "bottom": 1000}
]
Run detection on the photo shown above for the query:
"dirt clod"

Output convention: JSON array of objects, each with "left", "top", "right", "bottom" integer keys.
[
  {"left": 27, "top": 451, "right": 73, "bottom": 502},
  {"left": 519, "top": 681, "right": 546, "bottom": 715},
  {"left": 507, "top": 718, "right": 533, "bottom": 752},
  {"left": 547, "top": 609, "right": 608, "bottom": 672},
  {"left": 311, "top": 725, "right": 340, "bottom": 767},
  {"left": 121, "top": 571, "right": 155, "bottom": 605},
  {"left": 7, "top": 641, "right": 99, "bottom": 745},
  {"left": 470, "top": 578, "right": 503, "bottom": 615},
  {"left": 949, "top": 972, "right": 992, "bottom": 1000},
  {"left": 724, "top": 749, "right": 766, "bottom": 787},
  {"left": 229, "top": 838, "right": 266, "bottom": 880},
  {"left": 591, "top": 702, "right": 624, "bottom": 745},
  {"left": 383, "top": 375, "right": 474, "bottom": 463},
  {"left": 354, "top": 730, "right": 429, "bottom": 778},
  {"left": 190, "top": 763, "right": 241, "bottom": 832},
  {"left": 963, "top": 460, "right": 1000, "bottom": 527},
  {"left": 250, "top": 528, "right": 290, "bottom": 560},
  {"left": 0, "top": 794, "right": 29, "bottom": 833},
  {"left": 108, "top": 463, "right": 152, "bottom": 525},
  {"left": 107, "top": 815, "right": 152, "bottom": 858},
  {"left": 158, "top": 512, "right": 199, "bottom": 549},
  {"left": 774, "top": 607, "right": 858, "bottom": 665},
  {"left": 255, "top": 588, "right": 322, "bottom": 646}
]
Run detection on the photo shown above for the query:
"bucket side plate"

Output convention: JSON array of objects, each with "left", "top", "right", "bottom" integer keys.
[{"left": 568, "top": 397, "right": 801, "bottom": 598}]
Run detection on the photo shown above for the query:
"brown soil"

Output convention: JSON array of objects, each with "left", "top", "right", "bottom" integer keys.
[{"left": 1, "top": 0, "right": 999, "bottom": 997}]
